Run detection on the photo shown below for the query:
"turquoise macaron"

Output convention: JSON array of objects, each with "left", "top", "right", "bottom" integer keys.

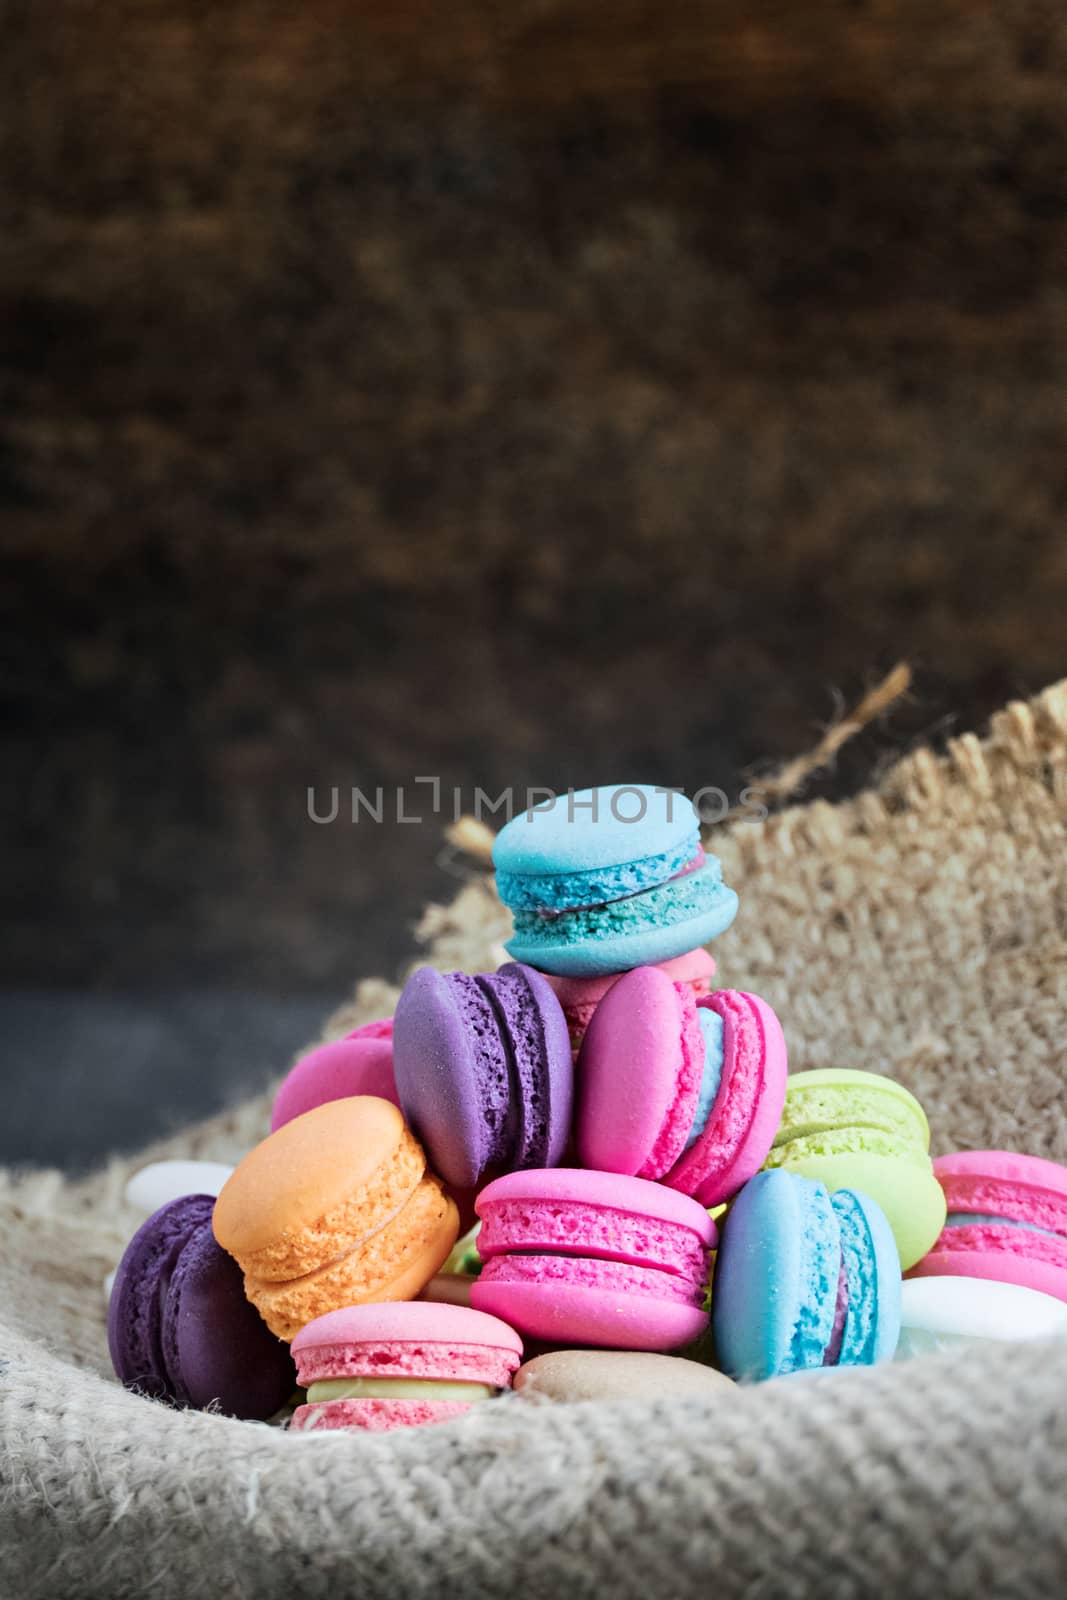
[
  {"left": 492, "top": 784, "right": 739, "bottom": 977},
  {"left": 712, "top": 1168, "right": 902, "bottom": 1381}
]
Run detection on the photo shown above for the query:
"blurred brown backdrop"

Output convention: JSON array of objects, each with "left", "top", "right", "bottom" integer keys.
[{"left": 2, "top": 2, "right": 1065, "bottom": 1163}]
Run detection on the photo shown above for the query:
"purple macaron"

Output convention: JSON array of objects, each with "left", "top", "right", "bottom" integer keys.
[
  {"left": 393, "top": 962, "right": 573, "bottom": 1188},
  {"left": 108, "top": 1194, "right": 296, "bottom": 1419}
]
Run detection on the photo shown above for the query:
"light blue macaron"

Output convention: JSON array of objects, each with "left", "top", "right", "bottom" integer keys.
[
  {"left": 712, "top": 1169, "right": 901, "bottom": 1381},
  {"left": 493, "top": 784, "right": 738, "bottom": 977}
]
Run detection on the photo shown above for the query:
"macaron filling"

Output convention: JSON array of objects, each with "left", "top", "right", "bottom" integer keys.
[
  {"left": 944, "top": 1212, "right": 1067, "bottom": 1242},
  {"left": 497, "top": 834, "right": 702, "bottom": 913},
  {"left": 683, "top": 1008, "right": 725, "bottom": 1151},
  {"left": 305, "top": 1377, "right": 496, "bottom": 1403},
  {"left": 822, "top": 1260, "right": 850, "bottom": 1368}
]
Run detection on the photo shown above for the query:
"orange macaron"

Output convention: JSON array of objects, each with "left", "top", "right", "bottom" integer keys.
[{"left": 213, "top": 1097, "right": 459, "bottom": 1342}]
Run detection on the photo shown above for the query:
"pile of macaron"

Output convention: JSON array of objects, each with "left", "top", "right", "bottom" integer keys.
[{"left": 108, "top": 785, "right": 1067, "bottom": 1430}]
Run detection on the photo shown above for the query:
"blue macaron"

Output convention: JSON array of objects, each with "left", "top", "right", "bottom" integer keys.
[
  {"left": 712, "top": 1168, "right": 901, "bottom": 1381},
  {"left": 493, "top": 784, "right": 738, "bottom": 977}
]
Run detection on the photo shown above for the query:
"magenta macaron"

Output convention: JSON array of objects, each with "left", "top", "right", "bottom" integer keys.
[
  {"left": 576, "top": 967, "right": 787, "bottom": 1207},
  {"left": 289, "top": 1301, "right": 523, "bottom": 1433},
  {"left": 471, "top": 1168, "right": 715, "bottom": 1351},
  {"left": 271, "top": 1018, "right": 396, "bottom": 1132},
  {"left": 909, "top": 1150, "right": 1067, "bottom": 1302}
]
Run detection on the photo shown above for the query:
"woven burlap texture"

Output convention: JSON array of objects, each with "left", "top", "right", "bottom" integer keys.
[{"left": 3, "top": 681, "right": 1067, "bottom": 1599}]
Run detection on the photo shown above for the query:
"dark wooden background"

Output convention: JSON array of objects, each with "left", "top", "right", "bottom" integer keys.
[{"left": 2, "top": 2, "right": 1065, "bottom": 1164}]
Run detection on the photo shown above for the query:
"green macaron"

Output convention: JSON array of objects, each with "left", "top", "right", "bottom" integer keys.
[{"left": 762, "top": 1068, "right": 945, "bottom": 1270}]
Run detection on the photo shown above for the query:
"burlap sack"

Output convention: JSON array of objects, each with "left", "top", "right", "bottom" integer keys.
[{"left": 3, "top": 682, "right": 1067, "bottom": 1598}]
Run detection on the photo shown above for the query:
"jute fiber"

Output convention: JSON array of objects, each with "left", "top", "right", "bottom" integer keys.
[{"left": 3, "top": 681, "right": 1067, "bottom": 1598}]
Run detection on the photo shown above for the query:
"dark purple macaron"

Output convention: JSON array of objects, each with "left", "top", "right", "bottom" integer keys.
[
  {"left": 108, "top": 1194, "right": 296, "bottom": 1420},
  {"left": 393, "top": 961, "right": 573, "bottom": 1188}
]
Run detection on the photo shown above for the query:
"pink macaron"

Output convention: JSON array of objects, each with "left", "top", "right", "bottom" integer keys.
[
  {"left": 909, "top": 1150, "right": 1067, "bottom": 1302},
  {"left": 289, "top": 1301, "right": 523, "bottom": 1433},
  {"left": 271, "top": 1018, "right": 396, "bottom": 1132},
  {"left": 471, "top": 1168, "right": 715, "bottom": 1351},
  {"left": 544, "top": 947, "right": 716, "bottom": 1053},
  {"left": 576, "top": 967, "right": 787, "bottom": 1207}
]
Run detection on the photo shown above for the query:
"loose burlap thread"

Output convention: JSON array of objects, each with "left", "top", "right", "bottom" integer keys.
[{"left": 2, "top": 682, "right": 1067, "bottom": 1598}]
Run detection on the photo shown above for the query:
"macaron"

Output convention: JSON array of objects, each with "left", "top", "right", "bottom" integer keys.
[
  {"left": 213, "top": 1097, "right": 459, "bottom": 1342},
  {"left": 271, "top": 1018, "right": 396, "bottom": 1131},
  {"left": 492, "top": 784, "right": 739, "bottom": 977},
  {"left": 544, "top": 947, "right": 716, "bottom": 1054},
  {"left": 108, "top": 1195, "right": 296, "bottom": 1419},
  {"left": 577, "top": 969, "right": 787, "bottom": 1207},
  {"left": 762, "top": 1068, "right": 945, "bottom": 1270},
  {"left": 909, "top": 1150, "right": 1067, "bottom": 1302},
  {"left": 472, "top": 1168, "right": 715, "bottom": 1351},
  {"left": 290, "top": 1302, "right": 522, "bottom": 1433},
  {"left": 393, "top": 962, "right": 573, "bottom": 1189},
  {"left": 895, "top": 1276, "right": 1067, "bottom": 1360},
  {"left": 513, "top": 1349, "right": 735, "bottom": 1403},
  {"left": 712, "top": 1169, "right": 902, "bottom": 1381}
]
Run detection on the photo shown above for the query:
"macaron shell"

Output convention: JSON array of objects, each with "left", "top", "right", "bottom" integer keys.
[
  {"left": 772, "top": 1068, "right": 930, "bottom": 1150},
  {"left": 271, "top": 1036, "right": 397, "bottom": 1131},
  {"left": 768, "top": 1150, "right": 945, "bottom": 1272},
  {"left": 513, "top": 1348, "right": 734, "bottom": 1402},
  {"left": 476, "top": 1193, "right": 712, "bottom": 1279},
  {"left": 896, "top": 1275, "right": 1067, "bottom": 1358},
  {"left": 931, "top": 1148, "right": 1067, "bottom": 1227},
  {"left": 665, "top": 991, "right": 788, "bottom": 1207},
  {"left": 290, "top": 1300, "right": 522, "bottom": 1362},
  {"left": 475, "top": 1166, "right": 717, "bottom": 1248},
  {"left": 472, "top": 1262, "right": 708, "bottom": 1352},
  {"left": 246, "top": 1176, "right": 459, "bottom": 1342},
  {"left": 576, "top": 967, "right": 702, "bottom": 1180},
  {"left": 393, "top": 968, "right": 509, "bottom": 1187},
  {"left": 291, "top": 1397, "right": 475, "bottom": 1432},
  {"left": 345, "top": 1018, "right": 395, "bottom": 1041},
  {"left": 108, "top": 1195, "right": 215, "bottom": 1400},
  {"left": 213, "top": 1096, "right": 413, "bottom": 1265},
  {"left": 908, "top": 1243, "right": 1067, "bottom": 1302},
  {"left": 295, "top": 1336, "right": 518, "bottom": 1388},
  {"left": 492, "top": 784, "right": 700, "bottom": 878},
  {"left": 161, "top": 1223, "right": 296, "bottom": 1417},
  {"left": 712, "top": 1170, "right": 839, "bottom": 1381}
]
